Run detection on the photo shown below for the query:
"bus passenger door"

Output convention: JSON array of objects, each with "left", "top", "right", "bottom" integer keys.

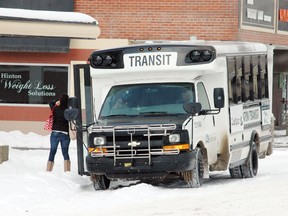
[
  {"left": 195, "top": 82, "right": 218, "bottom": 164},
  {"left": 73, "top": 64, "right": 93, "bottom": 176}
]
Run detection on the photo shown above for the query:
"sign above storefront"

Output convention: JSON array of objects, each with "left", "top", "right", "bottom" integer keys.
[
  {"left": 1, "top": 73, "right": 56, "bottom": 96},
  {"left": 240, "top": 0, "right": 288, "bottom": 34},
  {"left": 278, "top": 0, "right": 288, "bottom": 34},
  {"left": 240, "top": 0, "right": 276, "bottom": 33},
  {"left": 0, "top": 65, "right": 68, "bottom": 104}
]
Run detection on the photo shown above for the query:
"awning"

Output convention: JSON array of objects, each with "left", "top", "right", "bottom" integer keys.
[{"left": 0, "top": 8, "right": 100, "bottom": 39}]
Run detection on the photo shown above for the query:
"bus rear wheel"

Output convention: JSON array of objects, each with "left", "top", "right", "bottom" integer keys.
[
  {"left": 229, "top": 166, "right": 243, "bottom": 178},
  {"left": 181, "top": 148, "right": 204, "bottom": 188},
  {"left": 241, "top": 142, "right": 258, "bottom": 178}
]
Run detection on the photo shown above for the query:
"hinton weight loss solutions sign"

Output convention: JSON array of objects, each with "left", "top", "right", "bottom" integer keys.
[{"left": 0, "top": 65, "right": 68, "bottom": 104}]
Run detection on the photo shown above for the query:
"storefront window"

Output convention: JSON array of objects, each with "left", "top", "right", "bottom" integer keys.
[{"left": 0, "top": 65, "right": 68, "bottom": 104}]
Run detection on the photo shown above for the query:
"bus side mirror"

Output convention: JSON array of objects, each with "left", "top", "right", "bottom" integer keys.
[
  {"left": 214, "top": 88, "right": 224, "bottom": 109},
  {"left": 183, "top": 102, "right": 202, "bottom": 115},
  {"left": 64, "top": 109, "right": 79, "bottom": 121},
  {"left": 64, "top": 97, "right": 79, "bottom": 121},
  {"left": 68, "top": 97, "right": 78, "bottom": 109}
]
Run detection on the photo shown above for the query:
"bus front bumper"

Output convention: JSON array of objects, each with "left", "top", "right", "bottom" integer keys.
[{"left": 86, "top": 151, "right": 197, "bottom": 180}]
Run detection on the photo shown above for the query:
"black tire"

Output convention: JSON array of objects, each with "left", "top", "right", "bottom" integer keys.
[
  {"left": 229, "top": 166, "right": 243, "bottom": 178},
  {"left": 91, "top": 174, "right": 110, "bottom": 190},
  {"left": 241, "top": 142, "right": 258, "bottom": 178},
  {"left": 182, "top": 148, "right": 204, "bottom": 188}
]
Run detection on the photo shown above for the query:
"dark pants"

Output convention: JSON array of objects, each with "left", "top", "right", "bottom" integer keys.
[{"left": 48, "top": 131, "right": 70, "bottom": 162}]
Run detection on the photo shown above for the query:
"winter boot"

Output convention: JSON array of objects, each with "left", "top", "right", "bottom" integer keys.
[
  {"left": 46, "top": 161, "right": 54, "bottom": 172},
  {"left": 64, "top": 160, "right": 71, "bottom": 172}
]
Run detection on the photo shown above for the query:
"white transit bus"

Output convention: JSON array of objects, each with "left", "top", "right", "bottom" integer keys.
[{"left": 66, "top": 40, "right": 274, "bottom": 190}]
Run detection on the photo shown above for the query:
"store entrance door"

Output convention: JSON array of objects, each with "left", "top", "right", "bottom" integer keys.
[
  {"left": 273, "top": 49, "right": 288, "bottom": 128},
  {"left": 280, "top": 73, "right": 288, "bottom": 126}
]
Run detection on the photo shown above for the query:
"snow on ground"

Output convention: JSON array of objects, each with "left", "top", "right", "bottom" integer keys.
[{"left": 0, "top": 130, "right": 288, "bottom": 216}]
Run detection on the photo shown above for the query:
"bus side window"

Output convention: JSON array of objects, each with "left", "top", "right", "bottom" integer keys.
[
  {"left": 250, "top": 55, "right": 259, "bottom": 101},
  {"left": 197, "top": 82, "right": 211, "bottom": 109},
  {"left": 227, "top": 57, "right": 237, "bottom": 103},
  {"left": 235, "top": 56, "right": 243, "bottom": 103},
  {"left": 258, "top": 55, "right": 268, "bottom": 99},
  {"left": 242, "top": 56, "right": 250, "bottom": 102}
]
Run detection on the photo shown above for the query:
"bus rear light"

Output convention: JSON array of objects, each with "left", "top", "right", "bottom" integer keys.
[{"left": 163, "top": 144, "right": 190, "bottom": 151}]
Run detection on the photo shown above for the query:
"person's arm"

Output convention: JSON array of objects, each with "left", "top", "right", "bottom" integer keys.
[{"left": 49, "top": 100, "right": 57, "bottom": 110}]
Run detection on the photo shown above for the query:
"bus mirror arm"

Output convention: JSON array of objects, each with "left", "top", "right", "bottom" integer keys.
[{"left": 199, "top": 108, "right": 221, "bottom": 115}]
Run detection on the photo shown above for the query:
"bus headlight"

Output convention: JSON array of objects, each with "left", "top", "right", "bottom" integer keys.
[
  {"left": 169, "top": 134, "right": 180, "bottom": 143},
  {"left": 94, "top": 136, "right": 106, "bottom": 146}
]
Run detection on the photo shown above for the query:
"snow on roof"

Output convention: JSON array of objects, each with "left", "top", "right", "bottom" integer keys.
[{"left": 0, "top": 7, "right": 98, "bottom": 24}]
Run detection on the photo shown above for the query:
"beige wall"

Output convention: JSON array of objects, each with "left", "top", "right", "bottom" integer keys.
[
  {"left": 70, "top": 38, "right": 129, "bottom": 50},
  {"left": 0, "top": 121, "right": 50, "bottom": 135}
]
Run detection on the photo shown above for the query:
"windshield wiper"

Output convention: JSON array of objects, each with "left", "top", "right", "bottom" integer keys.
[
  {"left": 103, "top": 114, "right": 128, "bottom": 117},
  {"left": 138, "top": 111, "right": 169, "bottom": 116}
]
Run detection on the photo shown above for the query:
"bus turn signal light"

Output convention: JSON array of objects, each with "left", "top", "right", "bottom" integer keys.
[
  {"left": 163, "top": 144, "right": 190, "bottom": 151},
  {"left": 88, "top": 147, "right": 107, "bottom": 153}
]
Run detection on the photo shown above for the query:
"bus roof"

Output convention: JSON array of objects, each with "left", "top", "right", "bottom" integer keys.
[
  {"left": 90, "top": 40, "right": 268, "bottom": 57},
  {"left": 174, "top": 40, "right": 268, "bottom": 55},
  {"left": 88, "top": 40, "right": 269, "bottom": 80}
]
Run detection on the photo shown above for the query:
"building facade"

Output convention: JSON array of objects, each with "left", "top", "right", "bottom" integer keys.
[{"left": 1, "top": 0, "right": 288, "bottom": 134}]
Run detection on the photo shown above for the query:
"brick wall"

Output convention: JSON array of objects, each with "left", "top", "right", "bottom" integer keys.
[
  {"left": 75, "top": 0, "right": 239, "bottom": 41},
  {"left": 238, "top": 29, "right": 288, "bottom": 46},
  {"left": 74, "top": 0, "right": 288, "bottom": 47}
]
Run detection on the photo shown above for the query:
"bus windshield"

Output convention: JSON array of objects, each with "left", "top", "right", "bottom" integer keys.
[{"left": 100, "top": 83, "right": 195, "bottom": 117}]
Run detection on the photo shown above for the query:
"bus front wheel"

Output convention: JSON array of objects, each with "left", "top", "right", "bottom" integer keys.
[
  {"left": 181, "top": 148, "right": 204, "bottom": 188},
  {"left": 91, "top": 174, "right": 110, "bottom": 190}
]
